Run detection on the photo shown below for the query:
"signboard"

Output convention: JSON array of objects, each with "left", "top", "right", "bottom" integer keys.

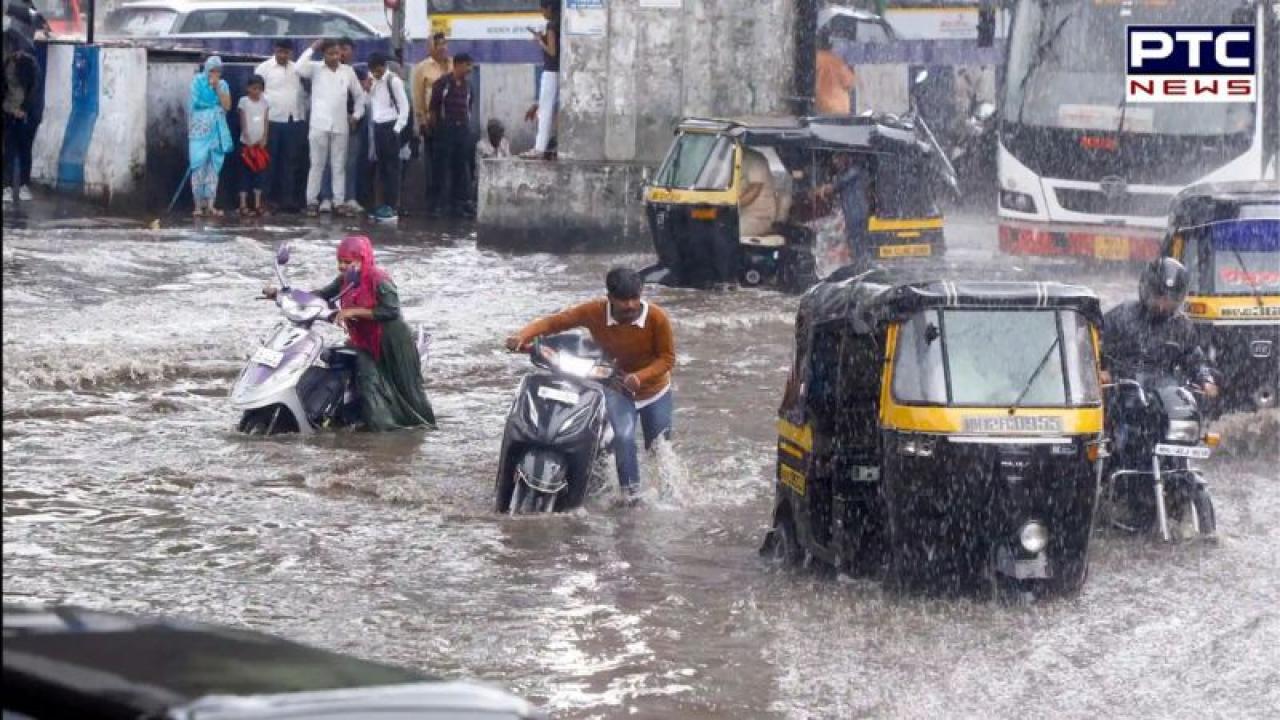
[
  {"left": 566, "top": 0, "right": 607, "bottom": 36},
  {"left": 639, "top": 0, "right": 682, "bottom": 7}
]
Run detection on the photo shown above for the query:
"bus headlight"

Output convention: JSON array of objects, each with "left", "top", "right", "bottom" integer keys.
[
  {"left": 1000, "top": 190, "right": 1038, "bottom": 214},
  {"left": 1165, "top": 419, "right": 1200, "bottom": 443},
  {"left": 1019, "top": 521, "right": 1049, "bottom": 554}
]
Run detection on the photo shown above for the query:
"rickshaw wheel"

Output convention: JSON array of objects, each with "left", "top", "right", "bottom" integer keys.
[{"left": 768, "top": 512, "right": 805, "bottom": 568}]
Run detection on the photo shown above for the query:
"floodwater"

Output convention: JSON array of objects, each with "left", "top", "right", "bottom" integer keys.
[{"left": 3, "top": 208, "right": 1278, "bottom": 719}]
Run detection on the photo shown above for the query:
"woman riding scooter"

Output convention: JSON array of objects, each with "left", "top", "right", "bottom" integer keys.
[{"left": 265, "top": 235, "right": 435, "bottom": 431}]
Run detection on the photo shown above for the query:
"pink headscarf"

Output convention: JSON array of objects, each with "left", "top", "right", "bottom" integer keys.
[{"left": 337, "top": 235, "right": 391, "bottom": 359}]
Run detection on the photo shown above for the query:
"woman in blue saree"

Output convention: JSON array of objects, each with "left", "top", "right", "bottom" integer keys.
[{"left": 188, "top": 56, "right": 232, "bottom": 217}]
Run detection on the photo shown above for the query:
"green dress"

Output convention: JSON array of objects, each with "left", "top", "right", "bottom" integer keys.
[{"left": 317, "top": 277, "right": 436, "bottom": 431}]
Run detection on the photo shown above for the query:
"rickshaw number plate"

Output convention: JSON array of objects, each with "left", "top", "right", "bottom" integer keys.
[
  {"left": 1155, "top": 444, "right": 1211, "bottom": 459},
  {"left": 1093, "top": 236, "right": 1130, "bottom": 260},
  {"left": 538, "top": 387, "right": 580, "bottom": 405},
  {"left": 879, "top": 244, "right": 932, "bottom": 258},
  {"left": 251, "top": 347, "right": 284, "bottom": 368},
  {"left": 1015, "top": 554, "right": 1050, "bottom": 579}
]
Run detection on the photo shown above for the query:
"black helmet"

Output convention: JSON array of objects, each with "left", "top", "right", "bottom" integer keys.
[{"left": 1139, "top": 257, "right": 1190, "bottom": 313}]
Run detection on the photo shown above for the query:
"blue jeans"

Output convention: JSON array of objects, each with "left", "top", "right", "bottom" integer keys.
[{"left": 605, "top": 387, "right": 674, "bottom": 492}]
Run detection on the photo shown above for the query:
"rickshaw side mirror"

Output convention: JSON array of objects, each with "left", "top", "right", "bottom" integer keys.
[{"left": 641, "top": 166, "right": 652, "bottom": 184}]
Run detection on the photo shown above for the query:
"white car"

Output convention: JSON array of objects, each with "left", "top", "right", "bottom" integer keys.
[{"left": 103, "top": 0, "right": 382, "bottom": 39}]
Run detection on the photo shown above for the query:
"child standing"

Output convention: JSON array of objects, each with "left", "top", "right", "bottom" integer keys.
[{"left": 237, "top": 75, "right": 270, "bottom": 216}]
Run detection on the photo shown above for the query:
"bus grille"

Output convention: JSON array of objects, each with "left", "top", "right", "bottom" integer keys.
[{"left": 1055, "top": 188, "right": 1173, "bottom": 218}]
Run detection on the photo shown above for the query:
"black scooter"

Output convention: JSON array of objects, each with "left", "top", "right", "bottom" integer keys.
[
  {"left": 495, "top": 334, "right": 616, "bottom": 514},
  {"left": 1104, "top": 367, "right": 1219, "bottom": 542}
]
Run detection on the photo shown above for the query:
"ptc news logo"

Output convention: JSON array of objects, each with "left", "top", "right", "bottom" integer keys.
[{"left": 1126, "top": 25, "right": 1256, "bottom": 102}]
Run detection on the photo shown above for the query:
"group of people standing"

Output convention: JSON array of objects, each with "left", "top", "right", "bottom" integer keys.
[
  {"left": 185, "top": 0, "right": 561, "bottom": 221},
  {"left": 187, "top": 38, "right": 414, "bottom": 220}
]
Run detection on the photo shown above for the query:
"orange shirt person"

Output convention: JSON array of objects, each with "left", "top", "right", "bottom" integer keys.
[
  {"left": 506, "top": 268, "right": 676, "bottom": 502},
  {"left": 816, "top": 46, "right": 856, "bottom": 115}
]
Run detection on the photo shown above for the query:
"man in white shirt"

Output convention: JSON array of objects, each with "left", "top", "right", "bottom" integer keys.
[
  {"left": 296, "top": 38, "right": 365, "bottom": 216},
  {"left": 365, "top": 53, "right": 409, "bottom": 221},
  {"left": 254, "top": 39, "right": 307, "bottom": 212}
]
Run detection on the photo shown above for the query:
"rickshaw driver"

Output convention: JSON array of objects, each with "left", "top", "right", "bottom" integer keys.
[
  {"left": 1101, "top": 258, "right": 1219, "bottom": 452},
  {"left": 814, "top": 153, "right": 872, "bottom": 264}
]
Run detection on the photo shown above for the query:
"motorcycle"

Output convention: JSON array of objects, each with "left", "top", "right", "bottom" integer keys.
[
  {"left": 495, "top": 333, "right": 615, "bottom": 514},
  {"left": 1103, "top": 359, "right": 1221, "bottom": 542},
  {"left": 230, "top": 243, "right": 361, "bottom": 435},
  {"left": 949, "top": 99, "right": 997, "bottom": 200}
]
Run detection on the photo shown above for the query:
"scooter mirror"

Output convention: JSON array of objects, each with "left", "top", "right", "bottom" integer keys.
[
  {"left": 276, "top": 243, "right": 291, "bottom": 266},
  {"left": 913, "top": 70, "right": 930, "bottom": 86},
  {"left": 975, "top": 102, "right": 997, "bottom": 121}
]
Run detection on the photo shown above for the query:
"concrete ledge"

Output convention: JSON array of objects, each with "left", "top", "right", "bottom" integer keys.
[{"left": 477, "top": 158, "right": 650, "bottom": 251}]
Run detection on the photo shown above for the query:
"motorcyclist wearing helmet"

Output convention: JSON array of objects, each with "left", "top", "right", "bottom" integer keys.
[{"left": 1099, "top": 257, "right": 1219, "bottom": 398}]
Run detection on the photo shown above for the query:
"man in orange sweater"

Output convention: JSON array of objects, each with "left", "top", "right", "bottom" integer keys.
[{"left": 506, "top": 268, "right": 676, "bottom": 499}]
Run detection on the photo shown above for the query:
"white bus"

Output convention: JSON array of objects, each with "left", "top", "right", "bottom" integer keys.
[{"left": 997, "top": 0, "right": 1278, "bottom": 262}]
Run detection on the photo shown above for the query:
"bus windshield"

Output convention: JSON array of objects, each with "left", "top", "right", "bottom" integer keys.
[
  {"left": 1005, "top": 0, "right": 1256, "bottom": 136},
  {"left": 1183, "top": 216, "right": 1280, "bottom": 296},
  {"left": 893, "top": 309, "right": 1101, "bottom": 407}
]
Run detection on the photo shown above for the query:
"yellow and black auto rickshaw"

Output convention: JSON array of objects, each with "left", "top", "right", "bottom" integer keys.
[
  {"left": 642, "top": 114, "right": 956, "bottom": 292},
  {"left": 763, "top": 275, "right": 1107, "bottom": 598},
  {"left": 1161, "top": 181, "right": 1280, "bottom": 412}
]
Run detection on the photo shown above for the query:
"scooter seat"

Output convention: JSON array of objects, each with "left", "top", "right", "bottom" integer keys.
[{"left": 741, "top": 234, "right": 787, "bottom": 248}]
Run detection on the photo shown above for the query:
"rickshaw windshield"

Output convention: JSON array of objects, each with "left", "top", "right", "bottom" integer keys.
[
  {"left": 874, "top": 156, "right": 941, "bottom": 219},
  {"left": 1181, "top": 216, "right": 1280, "bottom": 296},
  {"left": 652, "top": 133, "right": 736, "bottom": 191},
  {"left": 893, "top": 309, "right": 1100, "bottom": 407}
]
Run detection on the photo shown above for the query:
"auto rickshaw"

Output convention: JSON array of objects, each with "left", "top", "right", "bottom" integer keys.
[
  {"left": 642, "top": 114, "right": 956, "bottom": 292},
  {"left": 1160, "top": 181, "right": 1280, "bottom": 412},
  {"left": 762, "top": 275, "right": 1107, "bottom": 599}
]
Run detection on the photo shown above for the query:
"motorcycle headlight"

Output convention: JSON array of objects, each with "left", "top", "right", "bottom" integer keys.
[
  {"left": 556, "top": 353, "right": 596, "bottom": 378},
  {"left": 1019, "top": 521, "right": 1049, "bottom": 554},
  {"left": 1165, "top": 419, "right": 1200, "bottom": 443}
]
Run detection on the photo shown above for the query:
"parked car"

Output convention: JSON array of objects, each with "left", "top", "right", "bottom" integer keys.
[
  {"left": 102, "top": 0, "right": 382, "bottom": 39},
  {"left": 3, "top": 604, "right": 546, "bottom": 720}
]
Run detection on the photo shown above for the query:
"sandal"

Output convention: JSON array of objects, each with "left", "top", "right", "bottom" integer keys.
[
  {"left": 209, "top": 208, "right": 225, "bottom": 217},
  {"left": 191, "top": 208, "right": 205, "bottom": 218},
  {"left": 306, "top": 205, "right": 319, "bottom": 217},
  {"left": 257, "top": 207, "right": 269, "bottom": 217},
  {"left": 239, "top": 207, "right": 252, "bottom": 217}
]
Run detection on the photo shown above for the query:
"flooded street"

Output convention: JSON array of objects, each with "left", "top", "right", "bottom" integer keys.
[{"left": 3, "top": 212, "right": 1278, "bottom": 719}]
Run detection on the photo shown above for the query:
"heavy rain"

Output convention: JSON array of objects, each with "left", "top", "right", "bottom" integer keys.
[{"left": 3, "top": 0, "right": 1279, "bottom": 718}]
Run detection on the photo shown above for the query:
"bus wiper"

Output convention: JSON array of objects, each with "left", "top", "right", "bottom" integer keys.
[
  {"left": 1230, "top": 246, "right": 1267, "bottom": 308},
  {"left": 1009, "top": 336, "right": 1061, "bottom": 415},
  {"left": 1015, "top": 12, "right": 1071, "bottom": 124}
]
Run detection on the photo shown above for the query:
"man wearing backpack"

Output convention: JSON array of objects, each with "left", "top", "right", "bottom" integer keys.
[{"left": 366, "top": 53, "right": 410, "bottom": 221}]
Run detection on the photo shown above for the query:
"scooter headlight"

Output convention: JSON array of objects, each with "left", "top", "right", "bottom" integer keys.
[
  {"left": 1019, "top": 521, "right": 1049, "bottom": 554},
  {"left": 1165, "top": 419, "right": 1200, "bottom": 443}
]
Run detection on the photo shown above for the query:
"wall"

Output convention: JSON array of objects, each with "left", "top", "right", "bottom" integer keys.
[
  {"left": 145, "top": 60, "right": 201, "bottom": 209},
  {"left": 477, "top": 158, "right": 649, "bottom": 249},
  {"left": 559, "top": 0, "right": 795, "bottom": 164},
  {"left": 31, "top": 45, "right": 149, "bottom": 209}
]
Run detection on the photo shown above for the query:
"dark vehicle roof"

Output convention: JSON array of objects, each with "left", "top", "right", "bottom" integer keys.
[
  {"left": 674, "top": 114, "right": 930, "bottom": 154},
  {"left": 3, "top": 605, "right": 543, "bottom": 719},
  {"left": 1168, "top": 181, "right": 1280, "bottom": 230},
  {"left": 797, "top": 273, "right": 1103, "bottom": 337}
]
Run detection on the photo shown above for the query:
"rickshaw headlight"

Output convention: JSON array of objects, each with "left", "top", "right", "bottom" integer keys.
[
  {"left": 1019, "top": 521, "right": 1049, "bottom": 554},
  {"left": 1165, "top": 419, "right": 1200, "bottom": 443},
  {"left": 898, "top": 435, "right": 936, "bottom": 457}
]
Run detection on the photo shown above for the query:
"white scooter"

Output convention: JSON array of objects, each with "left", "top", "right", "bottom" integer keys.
[{"left": 230, "top": 243, "right": 359, "bottom": 435}]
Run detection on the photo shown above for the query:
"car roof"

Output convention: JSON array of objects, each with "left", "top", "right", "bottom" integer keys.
[
  {"left": 3, "top": 605, "right": 544, "bottom": 719},
  {"left": 117, "top": 0, "right": 368, "bottom": 18}
]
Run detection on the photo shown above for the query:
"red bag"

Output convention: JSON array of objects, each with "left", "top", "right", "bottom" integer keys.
[{"left": 240, "top": 145, "right": 270, "bottom": 173}]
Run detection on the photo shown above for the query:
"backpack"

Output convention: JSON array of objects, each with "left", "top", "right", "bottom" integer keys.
[{"left": 385, "top": 73, "right": 418, "bottom": 156}]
